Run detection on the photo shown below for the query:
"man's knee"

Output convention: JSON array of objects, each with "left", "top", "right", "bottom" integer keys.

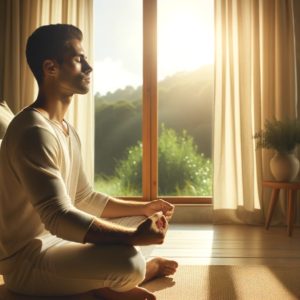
[
  {"left": 128, "top": 252, "right": 146, "bottom": 284},
  {"left": 113, "top": 250, "right": 146, "bottom": 291}
]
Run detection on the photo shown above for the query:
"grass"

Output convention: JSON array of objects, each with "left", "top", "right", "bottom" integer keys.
[
  {"left": 94, "top": 175, "right": 141, "bottom": 196},
  {"left": 94, "top": 174, "right": 212, "bottom": 197}
]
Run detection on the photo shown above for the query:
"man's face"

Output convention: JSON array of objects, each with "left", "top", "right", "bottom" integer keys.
[{"left": 57, "top": 39, "right": 92, "bottom": 95}]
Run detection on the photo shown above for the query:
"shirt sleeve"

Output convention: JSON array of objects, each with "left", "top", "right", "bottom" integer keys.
[
  {"left": 74, "top": 153, "right": 110, "bottom": 217},
  {"left": 13, "top": 126, "right": 95, "bottom": 243}
]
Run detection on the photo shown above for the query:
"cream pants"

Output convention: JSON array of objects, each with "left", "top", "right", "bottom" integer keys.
[{"left": 3, "top": 216, "right": 147, "bottom": 296}]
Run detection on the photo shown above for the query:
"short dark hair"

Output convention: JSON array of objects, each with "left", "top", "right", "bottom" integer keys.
[{"left": 26, "top": 24, "right": 82, "bottom": 85}]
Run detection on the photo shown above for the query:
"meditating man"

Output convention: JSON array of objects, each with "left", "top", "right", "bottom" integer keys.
[{"left": 0, "top": 24, "right": 178, "bottom": 300}]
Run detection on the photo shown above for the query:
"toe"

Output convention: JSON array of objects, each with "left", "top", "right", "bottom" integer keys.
[
  {"left": 170, "top": 260, "right": 179, "bottom": 268},
  {"left": 165, "top": 260, "right": 178, "bottom": 268},
  {"left": 164, "top": 267, "right": 177, "bottom": 275}
]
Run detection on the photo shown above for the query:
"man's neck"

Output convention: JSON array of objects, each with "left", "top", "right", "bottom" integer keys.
[{"left": 31, "top": 90, "right": 72, "bottom": 124}]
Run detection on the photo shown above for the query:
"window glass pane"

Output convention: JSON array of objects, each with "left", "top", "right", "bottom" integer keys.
[
  {"left": 158, "top": 0, "right": 214, "bottom": 196},
  {"left": 94, "top": 1, "right": 142, "bottom": 196}
]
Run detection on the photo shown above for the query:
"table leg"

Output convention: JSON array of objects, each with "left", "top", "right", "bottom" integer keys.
[
  {"left": 287, "top": 189, "right": 295, "bottom": 237},
  {"left": 265, "top": 188, "right": 280, "bottom": 229}
]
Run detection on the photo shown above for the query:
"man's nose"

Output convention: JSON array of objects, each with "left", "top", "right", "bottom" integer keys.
[{"left": 83, "top": 60, "right": 93, "bottom": 74}]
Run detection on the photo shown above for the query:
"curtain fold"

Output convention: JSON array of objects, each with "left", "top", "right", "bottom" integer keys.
[
  {"left": 0, "top": 0, "right": 94, "bottom": 183},
  {"left": 213, "top": 0, "right": 298, "bottom": 224}
]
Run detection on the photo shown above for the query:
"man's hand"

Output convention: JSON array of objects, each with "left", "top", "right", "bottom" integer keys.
[
  {"left": 143, "top": 199, "right": 175, "bottom": 221},
  {"left": 131, "top": 212, "right": 168, "bottom": 245}
]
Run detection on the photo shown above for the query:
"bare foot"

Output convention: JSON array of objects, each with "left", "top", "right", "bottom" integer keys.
[
  {"left": 94, "top": 286, "right": 156, "bottom": 300},
  {"left": 142, "top": 257, "right": 178, "bottom": 283}
]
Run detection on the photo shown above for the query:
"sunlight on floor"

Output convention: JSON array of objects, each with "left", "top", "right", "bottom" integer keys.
[
  {"left": 142, "top": 223, "right": 300, "bottom": 266},
  {"left": 141, "top": 224, "right": 215, "bottom": 265}
]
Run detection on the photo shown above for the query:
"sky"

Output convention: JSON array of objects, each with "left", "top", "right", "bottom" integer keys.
[{"left": 93, "top": 0, "right": 214, "bottom": 95}]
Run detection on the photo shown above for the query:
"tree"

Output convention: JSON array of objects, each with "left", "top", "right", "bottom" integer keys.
[{"left": 115, "top": 125, "right": 212, "bottom": 196}]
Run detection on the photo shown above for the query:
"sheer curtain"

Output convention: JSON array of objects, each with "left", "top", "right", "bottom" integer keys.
[
  {"left": 213, "top": 0, "right": 298, "bottom": 224},
  {"left": 0, "top": 0, "right": 94, "bottom": 183}
]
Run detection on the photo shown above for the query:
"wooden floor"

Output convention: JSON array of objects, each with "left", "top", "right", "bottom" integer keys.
[
  {"left": 1, "top": 224, "right": 300, "bottom": 298},
  {"left": 1, "top": 224, "right": 299, "bottom": 283},
  {"left": 141, "top": 224, "right": 300, "bottom": 266}
]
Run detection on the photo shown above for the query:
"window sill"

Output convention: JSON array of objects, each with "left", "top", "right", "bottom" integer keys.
[{"left": 119, "top": 196, "right": 212, "bottom": 205}]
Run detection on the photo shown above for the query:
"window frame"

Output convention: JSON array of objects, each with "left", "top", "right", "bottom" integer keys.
[{"left": 119, "top": 0, "right": 212, "bottom": 205}]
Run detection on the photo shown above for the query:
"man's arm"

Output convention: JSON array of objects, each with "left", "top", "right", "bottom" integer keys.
[
  {"left": 75, "top": 157, "right": 175, "bottom": 220},
  {"left": 75, "top": 169, "right": 148, "bottom": 218},
  {"left": 15, "top": 126, "right": 96, "bottom": 243},
  {"left": 100, "top": 198, "right": 148, "bottom": 218},
  {"left": 100, "top": 197, "right": 175, "bottom": 220},
  {"left": 73, "top": 129, "right": 175, "bottom": 220},
  {"left": 84, "top": 213, "right": 167, "bottom": 246}
]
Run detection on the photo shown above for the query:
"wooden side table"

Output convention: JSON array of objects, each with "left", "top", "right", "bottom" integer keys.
[{"left": 263, "top": 180, "right": 300, "bottom": 236}]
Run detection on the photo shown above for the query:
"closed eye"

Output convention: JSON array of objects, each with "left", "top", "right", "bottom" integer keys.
[
  {"left": 75, "top": 54, "right": 88, "bottom": 63},
  {"left": 74, "top": 56, "right": 82, "bottom": 63}
]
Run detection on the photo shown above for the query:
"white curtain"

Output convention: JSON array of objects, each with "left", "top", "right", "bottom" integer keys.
[
  {"left": 0, "top": 0, "right": 94, "bottom": 183},
  {"left": 213, "top": 0, "right": 298, "bottom": 224}
]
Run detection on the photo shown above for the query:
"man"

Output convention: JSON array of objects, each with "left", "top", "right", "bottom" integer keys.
[{"left": 0, "top": 24, "right": 178, "bottom": 300}]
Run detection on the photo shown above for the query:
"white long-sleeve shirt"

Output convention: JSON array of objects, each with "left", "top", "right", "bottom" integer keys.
[{"left": 0, "top": 107, "right": 110, "bottom": 262}]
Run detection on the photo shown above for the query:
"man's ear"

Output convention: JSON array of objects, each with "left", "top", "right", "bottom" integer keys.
[{"left": 42, "top": 59, "right": 59, "bottom": 77}]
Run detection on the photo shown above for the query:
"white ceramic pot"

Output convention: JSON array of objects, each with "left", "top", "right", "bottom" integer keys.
[{"left": 270, "top": 152, "right": 300, "bottom": 181}]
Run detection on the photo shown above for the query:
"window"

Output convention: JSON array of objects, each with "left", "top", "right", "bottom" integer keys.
[{"left": 94, "top": 0, "right": 214, "bottom": 204}]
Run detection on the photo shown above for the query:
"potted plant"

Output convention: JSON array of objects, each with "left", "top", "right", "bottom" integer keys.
[{"left": 254, "top": 118, "right": 300, "bottom": 181}]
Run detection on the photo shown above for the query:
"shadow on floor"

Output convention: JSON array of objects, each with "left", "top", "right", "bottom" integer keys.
[
  {"left": 141, "top": 276, "right": 175, "bottom": 293},
  {"left": 268, "top": 266, "right": 300, "bottom": 299}
]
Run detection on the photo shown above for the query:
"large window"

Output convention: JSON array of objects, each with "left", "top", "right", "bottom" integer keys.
[{"left": 94, "top": 0, "right": 214, "bottom": 204}]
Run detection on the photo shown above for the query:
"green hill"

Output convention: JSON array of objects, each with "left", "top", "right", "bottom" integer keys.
[{"left": 95, "top": 64, "right": 213, "bottom": 176}]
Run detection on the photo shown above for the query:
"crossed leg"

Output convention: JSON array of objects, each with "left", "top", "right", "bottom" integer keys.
[
  {"left": 4, "top": 236, "right": 178, "bottom": 300},
  {"left": 94, "top": 257, "right": 178, "bottom": 300}
]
